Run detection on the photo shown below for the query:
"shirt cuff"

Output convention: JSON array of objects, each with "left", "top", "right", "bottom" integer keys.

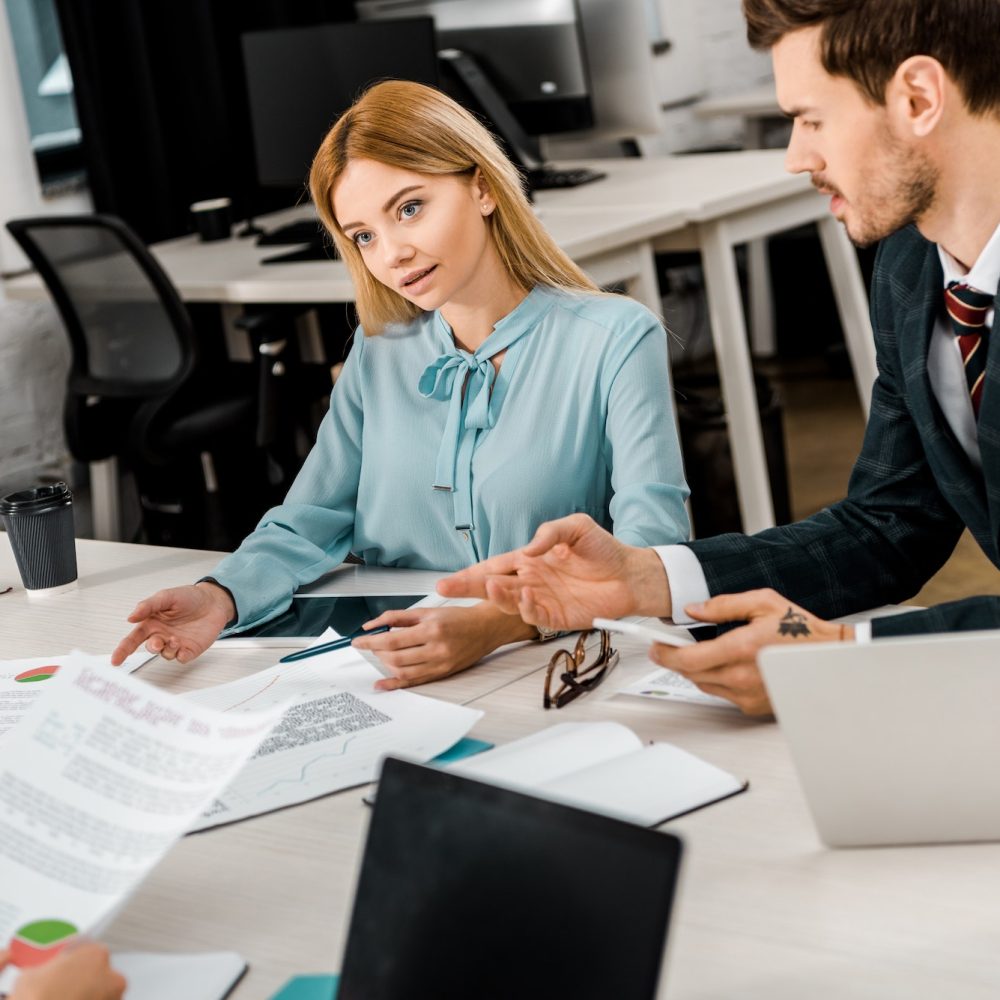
[
  {"left": 851, "top": 620, "right": 872, "bottom": 643},
  {"left": 653, "top": 545, "right": 710, "bottom": 625}
]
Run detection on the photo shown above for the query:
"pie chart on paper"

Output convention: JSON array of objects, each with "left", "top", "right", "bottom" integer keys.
[
  {"left": 13, "top": 665, "right": 60, "bottom": 684},
  {"left": 9, "top": 919, "right": 78, "bottom": 967}
]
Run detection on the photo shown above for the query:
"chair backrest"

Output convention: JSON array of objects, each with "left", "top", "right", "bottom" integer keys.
[{"left": 6, "top": 215, "right": 196, "bottom": 400}]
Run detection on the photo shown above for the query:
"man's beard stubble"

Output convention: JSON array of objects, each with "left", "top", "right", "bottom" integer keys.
[{"left": 814, "top": 135, "right": 939, "bottom": 248}]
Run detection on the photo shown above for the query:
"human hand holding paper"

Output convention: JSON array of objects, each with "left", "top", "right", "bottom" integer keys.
[
  {"left": 0, "top": 662, "right": 283, "bottom": 989},
  {"left": 2, "top": 941, "right": 125, "bottom": 1000}
]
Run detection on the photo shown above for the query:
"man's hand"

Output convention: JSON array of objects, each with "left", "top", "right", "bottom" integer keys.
[
  {"left": 352, "top": 603, "right": 536, "bottom": 690},
  {"left": 650, "top": 589, "right": 852, "bottom": 716},
  {"left": 111, "top": 582, "right": 236, "bottom": 666},
  {"left": 438, "top": 514, "right": 672, "bottom": 630},
  {"left": 6, "top": 942, "right": 126, "bottom": 1000}
]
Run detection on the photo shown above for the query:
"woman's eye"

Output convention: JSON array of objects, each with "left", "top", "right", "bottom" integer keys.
[
  {"left": 400, "top": 200, "right": 422, "bottom": 220},
  {"left": 353, "top": 231, "right": 373, "bottom": 247}
]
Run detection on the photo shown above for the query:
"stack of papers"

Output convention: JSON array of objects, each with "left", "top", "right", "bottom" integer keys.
[{"left": 184, "top": 645, "right": 482, "bottom": 830}]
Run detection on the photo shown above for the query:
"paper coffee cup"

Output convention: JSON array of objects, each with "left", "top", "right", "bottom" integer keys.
[
  {"left": 0, "top": 483, "right": 78, "bottom": 596},
  {"left": 190, "top": 197, "right": 233, "bottom": 242}
]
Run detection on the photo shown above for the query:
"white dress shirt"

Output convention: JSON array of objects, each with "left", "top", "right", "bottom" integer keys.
[{"left": 656, "top": 220, "right": 1000, "bottom": 641}]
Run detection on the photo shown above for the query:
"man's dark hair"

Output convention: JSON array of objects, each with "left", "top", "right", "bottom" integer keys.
[{"left": 742, "top": 0, "right": 1000, "bottom": 115}]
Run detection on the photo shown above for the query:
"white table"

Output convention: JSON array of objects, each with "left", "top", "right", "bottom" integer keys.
[
  {"left": 3, "top": 536, "right": 998, "bottom": 999},
  {"left": 4, "top": 150, "right": 876, "bottom": 537}
]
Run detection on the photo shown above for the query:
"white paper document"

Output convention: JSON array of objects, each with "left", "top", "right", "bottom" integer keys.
[
  {"left": 616, "top": 664, "right": 734, "bottom": 708},
  {"left": 185, "top": 645, "right": 483, "bottom": 830},
  {"left": 114, "top": 950, "right": 247, "bottom": 1000},
  {"left": 0, "top": 651, "right": 157, "bottom": 744},
  {"left": 0, "top": 663, "right": 281, "bottom": 992},
  {"left": 447, "top": 721, "right": 747, "bottom": 827}
]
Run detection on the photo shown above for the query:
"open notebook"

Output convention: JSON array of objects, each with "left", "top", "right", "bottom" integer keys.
[{"left": 445, "top": 721, "right": 747, "bottom": 827}]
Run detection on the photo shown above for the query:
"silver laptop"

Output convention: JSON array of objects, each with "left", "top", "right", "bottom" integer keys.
[{"left": 759, "top": 631, "right": 1000, "bottom": 848}]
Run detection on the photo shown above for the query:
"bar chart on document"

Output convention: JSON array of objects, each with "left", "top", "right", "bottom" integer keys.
[{"left": 184, "top": 647, "right": 481, "bottom": 830}]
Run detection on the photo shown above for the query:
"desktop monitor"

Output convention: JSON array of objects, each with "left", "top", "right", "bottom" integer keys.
[
  {"left": 337, "top": 757, "right": 683, "bottom": 999},
  {"left": 358, "top": 0, "right": 594, "bottom": 136},
  {"left": 358, "top": 0, "right": 660, "bottom": 141},
  {"left": 241, "top": 18, "right": 440, "bottom": 190}
]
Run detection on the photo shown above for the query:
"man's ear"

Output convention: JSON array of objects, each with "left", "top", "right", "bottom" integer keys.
[
  {"left": 472, "top": 167, "right": 495, "bottom": 216},
  {"left": 887, "top": 55, "right": 946, "bottom": 138}
]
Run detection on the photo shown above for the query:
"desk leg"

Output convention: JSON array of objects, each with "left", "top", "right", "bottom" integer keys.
[
  {"left": 625, "top": 240, "right": 692, "bottom": 529},
  {"left": 623, "top": 239, "right": 662, "bottom": 316},
  {"left": 89, "top": 457, "right": 122, "bottom": 542},
  {"left": 817, "top": 216, "right": 876, "bottom": 417},
  {"left": 699, "top": 219, "right": 776, "bottom": 533},
  {"left": 747, "top": 238, "right": 776, "bottom": 356}
]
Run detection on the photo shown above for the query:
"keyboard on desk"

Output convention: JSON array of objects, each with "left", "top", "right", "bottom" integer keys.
[
  {"left": 257, "top": 219, "right": 323, "bottom": 245},
  {"left": 260, "top": 241, "right": 338, "bottom": 264},
  {"left": 527, "top": 166, "right": 607, "bottom": 190}
]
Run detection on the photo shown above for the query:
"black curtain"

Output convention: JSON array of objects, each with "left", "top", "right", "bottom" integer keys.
[{"left": 54, "top": 0, "right": 355, "bottom": 244}]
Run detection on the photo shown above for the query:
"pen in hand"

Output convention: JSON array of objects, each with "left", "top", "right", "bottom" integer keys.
[{"left": 278, "top": 625, "right": 391, "bottom": 664}]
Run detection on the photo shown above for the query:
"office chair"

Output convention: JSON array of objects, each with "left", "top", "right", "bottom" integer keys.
[{"left": 6, "top": 214, "right": 267, "bottom": 548}]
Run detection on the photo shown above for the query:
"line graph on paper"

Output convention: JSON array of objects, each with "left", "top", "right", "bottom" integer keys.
[
  {"left": 220, "top": 674, "right": 281, "bottom": 713},
  {"left": 186, "top": 654, "right": 483, "bottom": 831},
  {"left": 255, "top": 736, "right": 359, "bottom": 796}
]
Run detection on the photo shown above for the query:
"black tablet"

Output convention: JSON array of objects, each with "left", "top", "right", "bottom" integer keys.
[{"left": 218, "top": 594, "right": 425, "bottom": 647}]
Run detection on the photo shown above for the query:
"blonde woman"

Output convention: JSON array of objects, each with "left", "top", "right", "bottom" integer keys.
[{"left": 113, "top": 81, "right": 689, "bottom": 687}]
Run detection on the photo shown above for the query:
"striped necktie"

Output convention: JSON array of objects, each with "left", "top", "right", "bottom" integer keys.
[{"left": 944, "top": 281, "right": 994, "bottom": 419}]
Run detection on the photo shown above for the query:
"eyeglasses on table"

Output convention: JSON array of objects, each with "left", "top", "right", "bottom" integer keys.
[{"left": 542, "top": 628, "right": 619, "bottom": 710}]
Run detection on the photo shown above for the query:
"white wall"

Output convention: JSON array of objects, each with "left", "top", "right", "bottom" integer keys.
[{"left": 647, "top": 0, "right": 774, "bottom": 154}]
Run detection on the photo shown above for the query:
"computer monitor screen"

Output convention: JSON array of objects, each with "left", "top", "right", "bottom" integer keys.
[
  {"left": 576, "top": 0, "right": 660, "bottom": 140},
  {"left": 337, "top": 757, "right": 682, "bottom": 999},
  {"left": 357, "top": 0, "right": 594, "bottom": 137},
  {"left": 241, "top": 18, "right": 439, "bottom": 188}
]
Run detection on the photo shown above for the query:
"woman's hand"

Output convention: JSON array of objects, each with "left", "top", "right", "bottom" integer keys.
[
  {"left": 351, "top": 603, "right": 537, "bottom": 690},
  {"left": 4, "top": 942, "right": 126, "bottom": 1000},
  {"left": 111, "top": 582, "right": 236, "bottom": 666}
]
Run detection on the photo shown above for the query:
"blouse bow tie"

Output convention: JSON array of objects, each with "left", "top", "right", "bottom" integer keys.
[
  {"left": 417, "top": 305, "right": 540, "bottom": 532},
  {"left": 418, "top": 352, "right": 499, "bottom": 494}
]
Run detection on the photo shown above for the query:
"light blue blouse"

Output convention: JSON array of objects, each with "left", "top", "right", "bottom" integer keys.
[{"left": 211, "top": 285, "right": 689, "bottom": 628}]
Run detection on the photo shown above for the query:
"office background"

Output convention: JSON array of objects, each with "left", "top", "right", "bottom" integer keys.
[{"left": 0, "top": 0, "right": 995, "bottom": 608}]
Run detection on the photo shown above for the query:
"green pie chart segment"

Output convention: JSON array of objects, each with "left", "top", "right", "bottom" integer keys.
[
  {"left": 14, "top": 665, "right": 60, "bottom": 683},
  {"left": 10, "top": 919, "right": 78, "bottom": 968}
]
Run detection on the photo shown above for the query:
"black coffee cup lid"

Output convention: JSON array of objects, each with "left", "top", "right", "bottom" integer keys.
[{"left": 0, "top": 482, "right": 73, "bottom": 516}]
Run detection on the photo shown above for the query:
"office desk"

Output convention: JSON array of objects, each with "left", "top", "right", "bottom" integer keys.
[
  {"left": 4, "top": 151, "right": 875, "bottom": 536},
  {"left": 3, "top": 535, "right": 998, "bottom": 999}
]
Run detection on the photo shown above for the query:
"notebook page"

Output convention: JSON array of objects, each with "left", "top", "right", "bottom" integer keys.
[
  {"left": 447, "top": 721, "right": 641, "bottom": 788},
  {"left": 538, "top": 742, "right": 746, "bottom": 826}
]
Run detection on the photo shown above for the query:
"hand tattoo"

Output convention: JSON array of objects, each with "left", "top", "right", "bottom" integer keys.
[{"left": 777, "top": 607, "right": 811, "bottom": 638}]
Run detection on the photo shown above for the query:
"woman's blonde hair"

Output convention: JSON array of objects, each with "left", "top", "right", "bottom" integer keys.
[{"left": 309, "top": 79, "right": 599, "bottom": 334}]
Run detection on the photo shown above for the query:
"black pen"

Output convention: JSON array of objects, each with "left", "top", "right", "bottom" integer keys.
[{"left": 278, "top": 625, "right": 391, "bottom": 664}]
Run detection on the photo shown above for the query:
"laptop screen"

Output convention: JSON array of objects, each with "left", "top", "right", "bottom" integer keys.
[{"left": 337, "top": 757, "right": 682, "bottom": 999}]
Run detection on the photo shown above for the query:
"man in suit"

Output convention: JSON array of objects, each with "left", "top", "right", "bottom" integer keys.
[{"left": 440, "top": 0, "right": 1000, "bottom": 715}]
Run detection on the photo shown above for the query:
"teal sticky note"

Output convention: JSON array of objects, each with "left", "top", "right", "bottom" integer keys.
[
  {"left": 430, "top": 737, "right": 494, "bottom": 766},
  {"left": 268, "top": 974, "right": 339, "bottom": 1000}
]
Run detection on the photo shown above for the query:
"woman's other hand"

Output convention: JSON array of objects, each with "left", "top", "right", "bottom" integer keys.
[
  {"left": 111, "top": 582, "right": 236, "bottom": 666},
  {"left": 352, "top": 603, "right": 536, "bottom": 690}
]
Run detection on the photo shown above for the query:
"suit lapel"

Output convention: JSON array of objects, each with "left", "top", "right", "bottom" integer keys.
[
  {"left": 900, "top": 244, "right": 991, "bottom": 536},
  {"left": 978, "top": 287, "right": 1000, "bottom": 547}
]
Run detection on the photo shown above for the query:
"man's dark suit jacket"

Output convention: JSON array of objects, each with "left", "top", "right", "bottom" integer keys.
[{"left": 686, "top": 224, "right": 1000, "bottom": 637}]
